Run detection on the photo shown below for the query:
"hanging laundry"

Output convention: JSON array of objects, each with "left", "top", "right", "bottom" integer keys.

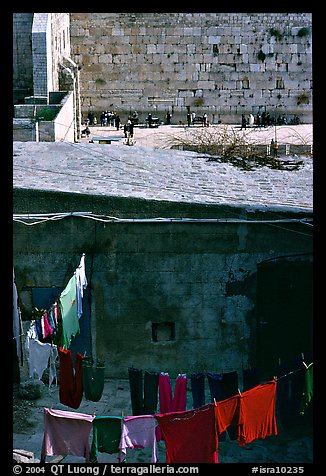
[
  {"left": 237, "top": 380, "right": 278, "bottom": 446},
  {"left": 34, "top": 317, "right": 43, "bottom": 341},
  {"left": 207, "top": 372, "right": 223, "bottom": 402},
  {"left": 41, "top": 408, "right": 95, "bottom": 463},
  {"left": 214, "top": 394, "right": 240, "bottom": 437},
  {"left": 25, "top": 323, "right": 58, "bottom": 385},
  {"left": 143, "top": 370, "right": 159, "bottom": 414},
  {"left": 119, "top": 415, "right": 158, "bottom": 463},
  {"left": 300, "top": 363, "right": 313, "bottom": 416},
  {"left": 42, "top": 311, "right": 53, "bottom": 340},
  {"left": 156, "top": 373, "right": 187, "bottom": 442},
  {"left": 128, "top": 368, "right": 159, "bottom": 415},
  {"left": 220, "top": 370, "right": 239, "bottom": 440},
  {"left": 82, "top": 356, "right": 105, "bottom": 402},
  {"left": 158, "top": 372, "right": 187, "bottom": 413},
  {"left": 276, "top": 360, "right": 307, "bottom": 429},
  {"left": 128, "top": 367, "right": 144, "bottom": 416},
  {"left": 155, "top": 404, "right": 218, "bottom": 463},
  {"left": 190, "top": 372, "right": 206, "bottom": 409},
  {"left": 59, "top": 274, "right": 80, "bottom": 349},
  {"left": 52, "top": 300, "right": 60, "bottom": 326},
  {"left": 90, "top": 416, "right": 122, "bottom": 463},
  {"left": 207, "top": 371, "right": 239, "bottom": 440},
  {"left": 75, "top": 254, "right": 88, "bottom": 319},
  {"left": 58, "top": 347, "right": 84, "bottom": 409}
]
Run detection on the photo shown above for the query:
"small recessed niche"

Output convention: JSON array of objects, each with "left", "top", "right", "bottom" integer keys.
[{"left": 152, "top": 322, "right": 175, "bottom": 342}]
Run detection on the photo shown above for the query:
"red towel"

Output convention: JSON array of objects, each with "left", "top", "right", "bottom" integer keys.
[{"left": 58, "top": 347, "right": 84, "bottom": 409}]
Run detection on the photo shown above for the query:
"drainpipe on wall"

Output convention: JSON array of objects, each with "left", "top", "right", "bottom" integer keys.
[
  {"left": 63, "top": 56, "right": 82, "bottom": 140},
  {"left": 35, "top": 121, "right": 39, "bottom": 142},
  {"left": 33, "top": 105, "right": 39, "bottom": 142},
  {"left": 61, "top": 65, "right": 77, "bottom": 142}
]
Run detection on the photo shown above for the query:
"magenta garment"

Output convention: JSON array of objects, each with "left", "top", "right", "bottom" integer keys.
[
  {"left": 43, "top": 312, "right": 53, "bottom": 339},
  {"left": 156, "top": 373, "right": 187, "bottom": 441},
  {"left": 119, "top": 415, "right": 158, "bottom": 463},
  {"left": 41, "top": 408, "right": 95, "bottom": 462}
]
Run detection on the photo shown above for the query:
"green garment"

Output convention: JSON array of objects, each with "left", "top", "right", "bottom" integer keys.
[
  {"left": 300, "top": 363, "right": 313, "bottom": 415},
  {"left": 90, "top": 416, "right": 122, "bottom": 463},
  {"left": 59, "top": 274, "right": 79, "bottom": 349},
  {"left": 82, "top": 357, "right": 105, "bottom": 402}
]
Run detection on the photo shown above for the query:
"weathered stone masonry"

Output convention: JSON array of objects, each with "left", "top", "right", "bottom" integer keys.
[{"left": 70, "top": 13, "right": 312, "bottom": 123}]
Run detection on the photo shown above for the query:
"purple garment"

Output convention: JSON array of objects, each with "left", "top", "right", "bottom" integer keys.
[{"left": 41, "top": 408, "right": 95, "bottom": 462}]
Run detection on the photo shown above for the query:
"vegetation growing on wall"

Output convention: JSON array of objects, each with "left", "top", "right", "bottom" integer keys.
[
  {"left": 297, "top": 27, "right": 310, "bottom": 37},
  {"left": 269, "top": 28, "right": 283, "bottom": 40},
  {"left": 257, "top": 50, "right": 266, "bottom": 62},
  {"left": 297, "top": 92, "right": 310, "bottom": 105}
]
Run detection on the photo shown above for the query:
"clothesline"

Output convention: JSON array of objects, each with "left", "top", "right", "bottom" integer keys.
[
  {"left": 48, "top": 361, "right": 312, "bottom": 435},
  {"left": 274, "top": 361, "right": 313, "bottom": 381},
  {"left": 42, "top": 380, "right": 280, "bottom": 464}
]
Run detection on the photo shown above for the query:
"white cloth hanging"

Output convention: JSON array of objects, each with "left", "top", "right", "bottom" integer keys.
[
  {"left": 25, "top": 322, "right": 58, "bottom": 387},
  {"left": 75, "top": 254, "right": 88, "bottom": 319}
]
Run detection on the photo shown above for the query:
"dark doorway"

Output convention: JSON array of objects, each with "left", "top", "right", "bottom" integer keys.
[{"left": 256, "top": 257, "right": 313, "bottom": 380}]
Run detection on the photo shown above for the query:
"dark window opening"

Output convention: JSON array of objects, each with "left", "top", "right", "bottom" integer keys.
[
  {"left": 152, "top": 322, "right": 175, "bottom": 342},
  {"left": 213, "top": 44, "right": 219, "bottom": 56}
]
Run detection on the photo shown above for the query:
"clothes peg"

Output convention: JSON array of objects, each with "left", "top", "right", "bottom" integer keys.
[
  {"left": 213, "top": 398, "right": 217, "bottom": 406},
  {"left": 238, "top": 388, "right": 242, "bottom": 397}
]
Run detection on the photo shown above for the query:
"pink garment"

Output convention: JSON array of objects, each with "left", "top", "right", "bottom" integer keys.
[
  {"left": 156, "top": 373, "right": 187, "bottom": 441},
  {"left": 171, "top": 374, "right": 187, "bottom": 411},
  {"left": 119, "top": 415, "right": 158, "bottom": 463},
  {"left": 41, "top": 408, "right": 95, "bottom": 462},
  {"left": 43, "top": 312, "right": 53, "bottom": 338}
]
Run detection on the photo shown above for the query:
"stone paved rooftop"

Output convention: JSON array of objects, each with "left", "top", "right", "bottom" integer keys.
[{"left": 13, "top": 127, "right": 313, "bottom": 213}]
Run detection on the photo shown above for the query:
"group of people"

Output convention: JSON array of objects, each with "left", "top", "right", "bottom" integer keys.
[
  {"left": 241, "top": 111, "right": 301, "bottom": 129},
  {"left": 241, "top": 112, "right": 271, "bottom": 129},
  {"left": 99, "top": 110, "right": 121, "bottom": 129},
  {"left": 186, "top": 111, "right": 209, "bottom": 127}
]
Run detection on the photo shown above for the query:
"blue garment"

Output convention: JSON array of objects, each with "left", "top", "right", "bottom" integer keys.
[{"left": 190, "top": 373, "right": 206, "bottom": 408}]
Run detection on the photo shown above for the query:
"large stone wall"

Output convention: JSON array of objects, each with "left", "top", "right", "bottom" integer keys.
[{"left": 70, "top": 13, "right": 312, "bottom": 124}]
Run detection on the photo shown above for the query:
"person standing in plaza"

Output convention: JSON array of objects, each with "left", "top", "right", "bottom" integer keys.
[
  {"left": 128, "top": 119, "right": 134, "bottom": 138},
  {"left": 271, "top": 139, "right": 279, "bottom": 157}
]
